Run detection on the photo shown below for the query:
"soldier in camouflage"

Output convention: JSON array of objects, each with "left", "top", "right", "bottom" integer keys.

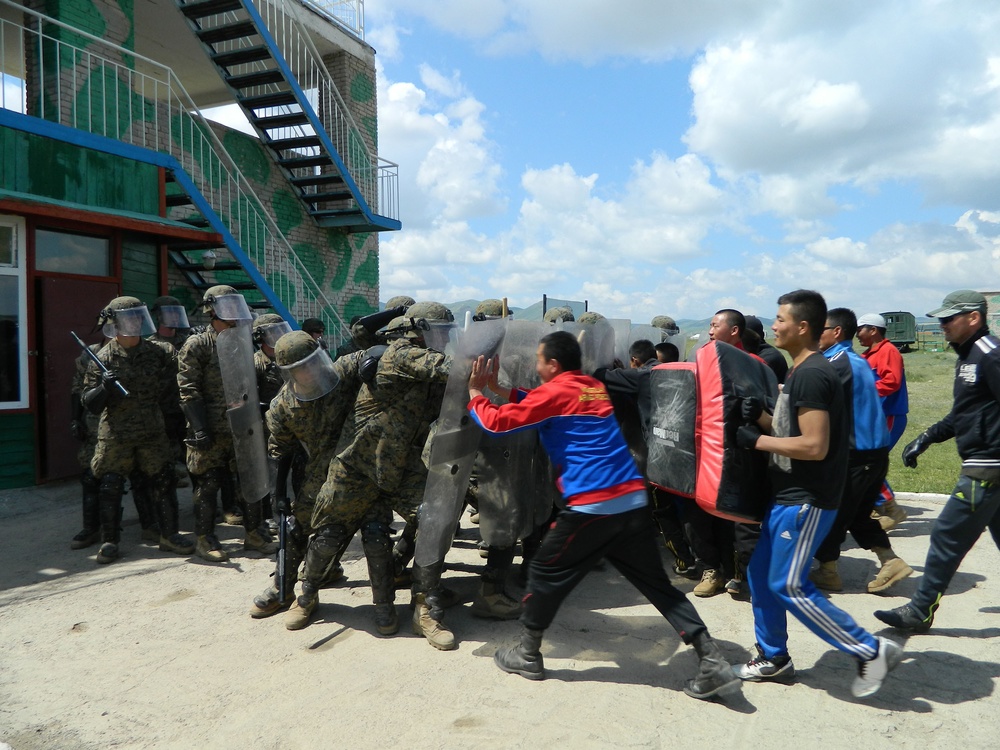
[
  {"left": 543, "top": 306, "right": 575, "bottom": 323},
  {"left": 177, "top": 285, "right": 277, "bottom": 562},
  {"left": 249, "top": 331, "right": 367, "bottom": 618},
  {"left": 81, "top": 297, "right": 194, "bottom": 563},
  {"left": 69, "top": 337, "right": 106, "bottom": 549},
  {"left": 285, "top": 302, "right": 454, "bottom": 648},
  {"left": 251, "top": 313, "right": 291, "bottom": 532}
]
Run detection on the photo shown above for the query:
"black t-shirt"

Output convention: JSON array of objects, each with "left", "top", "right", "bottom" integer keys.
[{"left": 768, "top": 352, "right": 847, "bottom": 509}]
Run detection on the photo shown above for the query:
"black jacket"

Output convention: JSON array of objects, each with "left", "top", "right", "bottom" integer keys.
[{"left": 926, "top": 328, "right": 1000, "bottom": 474}]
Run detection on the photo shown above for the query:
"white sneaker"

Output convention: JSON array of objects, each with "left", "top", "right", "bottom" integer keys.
[{"left": 851, "top": 636, "right": 903, "bottom": 698}]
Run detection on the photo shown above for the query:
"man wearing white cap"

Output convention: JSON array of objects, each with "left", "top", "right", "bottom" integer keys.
[
  {"left": 876, "top": 289, "right": 1000, "bottom": 632},
  {"left": 857, "top": 312, "right": 909, "bottom": 529}
]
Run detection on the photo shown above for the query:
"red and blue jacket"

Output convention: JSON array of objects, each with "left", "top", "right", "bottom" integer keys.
[{"left": 467, "top": 370, "right": 646, "bottom": 511}]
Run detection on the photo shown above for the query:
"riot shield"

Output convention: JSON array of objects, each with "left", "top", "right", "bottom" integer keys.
[
  {"left": 475, "top": 320, "right": 548, "bottom": 548},
  {"left": 217, "top": 325, "right": 269, "bottom": 503},
  {"left": 557, "top": 319, "right": 616, "bottom": 374},
  {"left": 686, "top": 327, "right": 712, "bottom": 362},
  {"left": 414, "top": 317, "right": 508, "bottom": 567},
  {"left": 607, "top": 318, "right": 632, "bottom": 364},
  {"left": 628, "top": 324, "right": 668, "bottom": 348}
]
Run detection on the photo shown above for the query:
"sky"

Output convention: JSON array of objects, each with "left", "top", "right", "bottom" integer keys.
[{"left": 212, "top": 1, "right": 1000, "bottom": 322}]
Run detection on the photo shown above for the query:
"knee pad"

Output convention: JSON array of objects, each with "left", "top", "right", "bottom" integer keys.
[
  {"left": 313, "top": 523, "right": 350, "bottom": 556},
  {"left": 81, "top": 469, "right": 100, "bottom": 492},
  {"left": 151, "top": 464, "right": 176, "bottom": 494},
  {"left": 99, "top": 473, "right": 126, "bottom": 496},
  {"left": 361, "top": 519, "right": 391, "bottom": 546},
  {"left": 195, "top": 468, "right": 225, "bottom": 496}
]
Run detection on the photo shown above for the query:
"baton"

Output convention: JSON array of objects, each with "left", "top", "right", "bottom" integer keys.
[
  {"left": 276, "top": 507, "right": 288, "bottom": 603},
  {"left": 70, "top": 331, "right": 129, "bottom": 397}
]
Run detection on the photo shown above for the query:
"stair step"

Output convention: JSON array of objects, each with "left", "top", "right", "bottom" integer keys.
[
  {"left": 178, "top": 216, "right": 211, "bottom": 228},
  {"left": 180, "top": 0, "right": 243, "bottom": 21},
  {"left": 253, "top": 111, "right": 309, "bottom": 129},
  {"left": 279, "top": 154, "right": 332, "bottom": 170},
  {"left": 166, "top": 239, "right": 224, "bottom": 252},
  {"left": 212, "top": 45, "right": 272, "bottom": 68},
  {"left": 300, "top": 189, "right": 353, "bottom": 203},
  {"left": 268, "top": 135, "right": 321, "bottom": 151},
  {"left": 309, "top": 209, "right": 364, "bottom": 223},
  {"left": 241, "top": 90, "right": 298, "bottom": 109},
  {"left": 165, "top": 193, "right": 193, "bottom": 207},
  {"left": 226, "top": 69, "right": 285, "bottom": 89},
  {"left": 197, "top": 20, "right": 257, "bottom": 45},
  {"left": 290, "top": 173, "right": 346, "bottom": 188},
  {"left": 172, "top": 260, "right": 244, "bottom": 272}
]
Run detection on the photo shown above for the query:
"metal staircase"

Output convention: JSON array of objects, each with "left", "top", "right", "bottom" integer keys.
[
  {"left": 177, "top": 0, "right": 400, "bottom": 232},
  {"left": 0, "top": 0, "right": 359, "bottom": 350}
]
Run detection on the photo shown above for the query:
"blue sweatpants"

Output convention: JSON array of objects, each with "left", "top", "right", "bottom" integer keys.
[{"left": 748, "top": 503, "right": 878, "bottom": 661}]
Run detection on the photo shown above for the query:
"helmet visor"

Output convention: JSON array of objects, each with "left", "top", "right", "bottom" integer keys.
[
  {"left": 103, "top": 305, "right": 156, "bottom": 338},
  {"left": 213, "top": 294, "right": 253, "bottom": 322},
  {"left": 157, "top": 305, "right": 190, "bottom": 330},
  {"left": 278, "top": 346, "right": 340, "bottom": 401},
  {"left": 259, "top": 321, "right": 293, "bottom": 348},
  {"left": 422, "top": 321, "right": 455, "bottom": 353}
]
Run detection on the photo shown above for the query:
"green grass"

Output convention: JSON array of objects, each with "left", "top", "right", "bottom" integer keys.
[{"left": 886, "top": 349, "right": 961, "bottom": 495}]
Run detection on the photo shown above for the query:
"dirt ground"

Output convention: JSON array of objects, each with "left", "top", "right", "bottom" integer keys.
[{"left": 1, "top": 482, "right": 998, "bottom": 750}]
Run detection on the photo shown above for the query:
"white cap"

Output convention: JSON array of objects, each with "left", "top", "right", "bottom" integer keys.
[{"left": 857, "top": 313, "right": 886, "bottom": 328}]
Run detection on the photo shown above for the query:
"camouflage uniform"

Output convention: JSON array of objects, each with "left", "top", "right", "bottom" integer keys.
[
  {"left": 254, "top": 348, "right": 284, "bottom": 413},
  {"left": 251, "top": 351, "right": 365, "bottom": 614},
  {"left": 83, "top": 337, "right": 182, "bottom": 558},
  {"left": 289, "top": 338, "right": 450, "bottom": 632}
]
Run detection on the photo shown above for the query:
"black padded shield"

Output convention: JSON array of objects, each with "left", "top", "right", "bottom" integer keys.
[{"left": 647, "top": 363, "right": 698, "bottom": 496}]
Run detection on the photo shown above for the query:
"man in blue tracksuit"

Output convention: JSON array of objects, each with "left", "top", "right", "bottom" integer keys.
[
  {"left": 810, "top": 308, "right": 913, "bottom": 594},
  {"left": 736, "top": 290, "right": 902, "bottom": 699},
  {"left": 877, "top": 290, "right": 1000, "bottom": 632}
]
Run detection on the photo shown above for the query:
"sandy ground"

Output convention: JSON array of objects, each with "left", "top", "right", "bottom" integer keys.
[{"left": 0, "top": 482, "right": 998, "bottom": 750}]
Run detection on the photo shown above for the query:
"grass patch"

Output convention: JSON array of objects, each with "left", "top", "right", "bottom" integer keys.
[{"left": 886, "top": 348, "right": 961, "bottom": 495}]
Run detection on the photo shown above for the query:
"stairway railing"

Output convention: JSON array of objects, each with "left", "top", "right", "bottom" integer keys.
[
  {"left": 194, "top": 0, "right": 397, "bottom": 221},
  {"left": 0, "top": 0, "right": 352, "bottom": 347}
]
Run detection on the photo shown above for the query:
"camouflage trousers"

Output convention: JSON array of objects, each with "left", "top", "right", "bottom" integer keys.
[
  {"left": 76, "top": 414, "right": 100, "bottom": 469},
  {"left": 311, "top": 456, "right": 424, "bottom": 532},
  {"left": 91, "top": 431, "right": 172, "bottom": 478},
  {"left": 185, "top": 429, "right": 236, "bottom": 476}
]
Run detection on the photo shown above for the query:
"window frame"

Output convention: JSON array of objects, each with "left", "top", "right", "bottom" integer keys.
[{"left": 0, "top": 215, "right": 29, "bottom": 410}]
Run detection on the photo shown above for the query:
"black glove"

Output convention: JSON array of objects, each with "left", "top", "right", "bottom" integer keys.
[
  {"left": 741, "top": 396, "right": 764, "bottom": 424},
  {"left": 184, "top": 430, "right": 212, "bottom": 450},
  {"left": 737, "top": 424, "right": 763, "bottom": 450},
  {"left": 70, "top": 420, "right": 87, "bottom": 441},
  {"left": 101, "top": 370, "right": 120, "bottom": 390},
  {"left": 902, "top": 432, "right": 932, "bottom": 468},
  {"left": 273, "top": 494, "right": 291, "bottom": 516}
]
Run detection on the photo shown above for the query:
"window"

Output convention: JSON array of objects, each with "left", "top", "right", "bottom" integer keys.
[
  {"left": 0, "top": 216, "right": 28, "bottom": 408},
  {"left": 35, "top": 228, "right": 110, "bottom": 276}
]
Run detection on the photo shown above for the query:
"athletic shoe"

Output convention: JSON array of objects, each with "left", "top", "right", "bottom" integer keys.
[
  {"left": 735, "top": 643, "right": 795, "bottom": 682},
  {"left": 851, "top": 637, "right": 903, "bottom": 698},
  {"left": 867, "top": 558, "right": 913, "bottom": 594},
  {"left": 874, "top": 603, "right": 934, "bottom": 633}
]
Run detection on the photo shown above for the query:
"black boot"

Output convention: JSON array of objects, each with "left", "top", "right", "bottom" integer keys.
[
  {"left": 362, "top": 521, "right": 398, "bottom": 636},
  {"left": 684, "top": 631, "right": 741, "bottom": 700},
  {"left": 129, "top": 471, "right": 159, "bottom": 543},
  {"left": 71, "top": 470, "right": 101, "bottom": 549},
  {"left": 96, "top": 473, "right": 125, "bottom": 564},
  {"left": 151, "top": 465, "right": 193, "bottom": 555},
  {"left": 494, "top": 627, "right": 545, "bottom": 680},
  {"left": 286, "top": 524, "right": 348, "bottom": 630},
  {"left": 192, "top": 469, "right": 227, "bottom": 562},
  {"left": 392, "top": 520, "right": 417, "bottom": 588}
]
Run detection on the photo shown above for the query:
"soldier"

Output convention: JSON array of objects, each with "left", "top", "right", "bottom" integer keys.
[
  {"left": 69, "top": 336, "right": 106, "bottom": 549},
  {"left": 148, "top": 296, "right": 192, "bottom": 351},
  {"left": 252, "top": 313, "right": 290, "bottom": 412},
  {"left": 651, "top": 315, "right": 680, "bottom": 337},
  {"left": 177, "top": 285, "right": 277, "bottom": 562},
  {"left": 301, "top": 317, "right": 326, "bottom": 345},
  {"left": 284, "top": 302, "right": 454, "bottom": 647},
  {"left": 81, "top": 297, "right": 194, "bottom": 563},
  {"left": 542, "top": 306, "right": 575, "bottom": 324},
  {"left": 250, "top": 331, "right": 366, "bottom": 617},
  {"left": 577, "top": 311, "right": 606, "bottom": 325}
]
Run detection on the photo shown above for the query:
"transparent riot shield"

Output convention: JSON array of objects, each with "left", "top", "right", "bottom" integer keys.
[
  {"left": 558, "top": 319, "right": 617, "bottom": 374},
  {"left": 414, "top": 317, "right": 508, "bottom": 567},
  {"left": 686, "top": 327, "right": 712, "bottom": 362},
  {"left": 628, "top": 324, "right": 668, "bottom": 348},
  {"left": 475, "top": 320, "right": 549, "bottom": 548},
  {"left": 217, "top": 325, "right": 269, "bottom": 502},
  {"left": 607, "top": 318, "right": 632, "bottom": 365}
]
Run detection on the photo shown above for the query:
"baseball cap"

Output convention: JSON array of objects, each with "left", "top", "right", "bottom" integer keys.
[
  {"left": 926, "top": 290, "right": 987, "bottom": 318},
  {"left": 857, "top": 313, "right": 886, "bottom": 328}
]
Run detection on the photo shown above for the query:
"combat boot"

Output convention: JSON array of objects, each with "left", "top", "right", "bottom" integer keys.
[
  {"left": 151, "top": 466, "right": 193, "bottom": 555},
  {"left": 471, "top": 581, "right": 522, "bottom": 620},
  {"left": 250, "top": 585, "right": 294, "bottom": 619},
  {"left": 494, "top": 627, "right": 545, "bottom": 680},
  {"left": 95, "top": 473, "right": 125, "bottom": 565},
  {"left": 71, "top": 471, "right": 101, "bottom": 550},
  {"left": 363, "top": 522, "right": 399, "bottom": 636},
  {"left": 195, "top": 534, "right": 228, "bottom": 563},
  {"left": 412, "top": 593, "right": 455, "bottom": 650},
  {"left": 159, "top": 534, "right": 195, "bottom": 555},
  {"left": 244, "top": 529, "right": 279, "bottom": 554},
  {"left": 684, "top": 632, "right": 742, "bottom": 700},
  {"left": 875, "top": 498, "right": 907, "bottom": 531},
  {"left": 285, "top": 583, "right": 318, "bottom": 630},
  {"left": 809, "top": 561, "right": 843, "bottom": 591}
]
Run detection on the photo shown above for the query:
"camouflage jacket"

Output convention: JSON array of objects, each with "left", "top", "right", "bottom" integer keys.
[
  {"left": 342, "top": 339, "right": 450, "bottom": 490},
  {"left": 266, "top": 350, "right": 366, "bottom": 498},
  {"left": 177, "top": 327, "right": 228, "bottom": 431},
  {"left": 83, "top": 337, "right": 176, "bottom": 440},
  {"left": 148, "top": 330, "right": 191, "bottom": 352},
  {"left": 254, "top": 348, "right": 284, "bottom": 409}
]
